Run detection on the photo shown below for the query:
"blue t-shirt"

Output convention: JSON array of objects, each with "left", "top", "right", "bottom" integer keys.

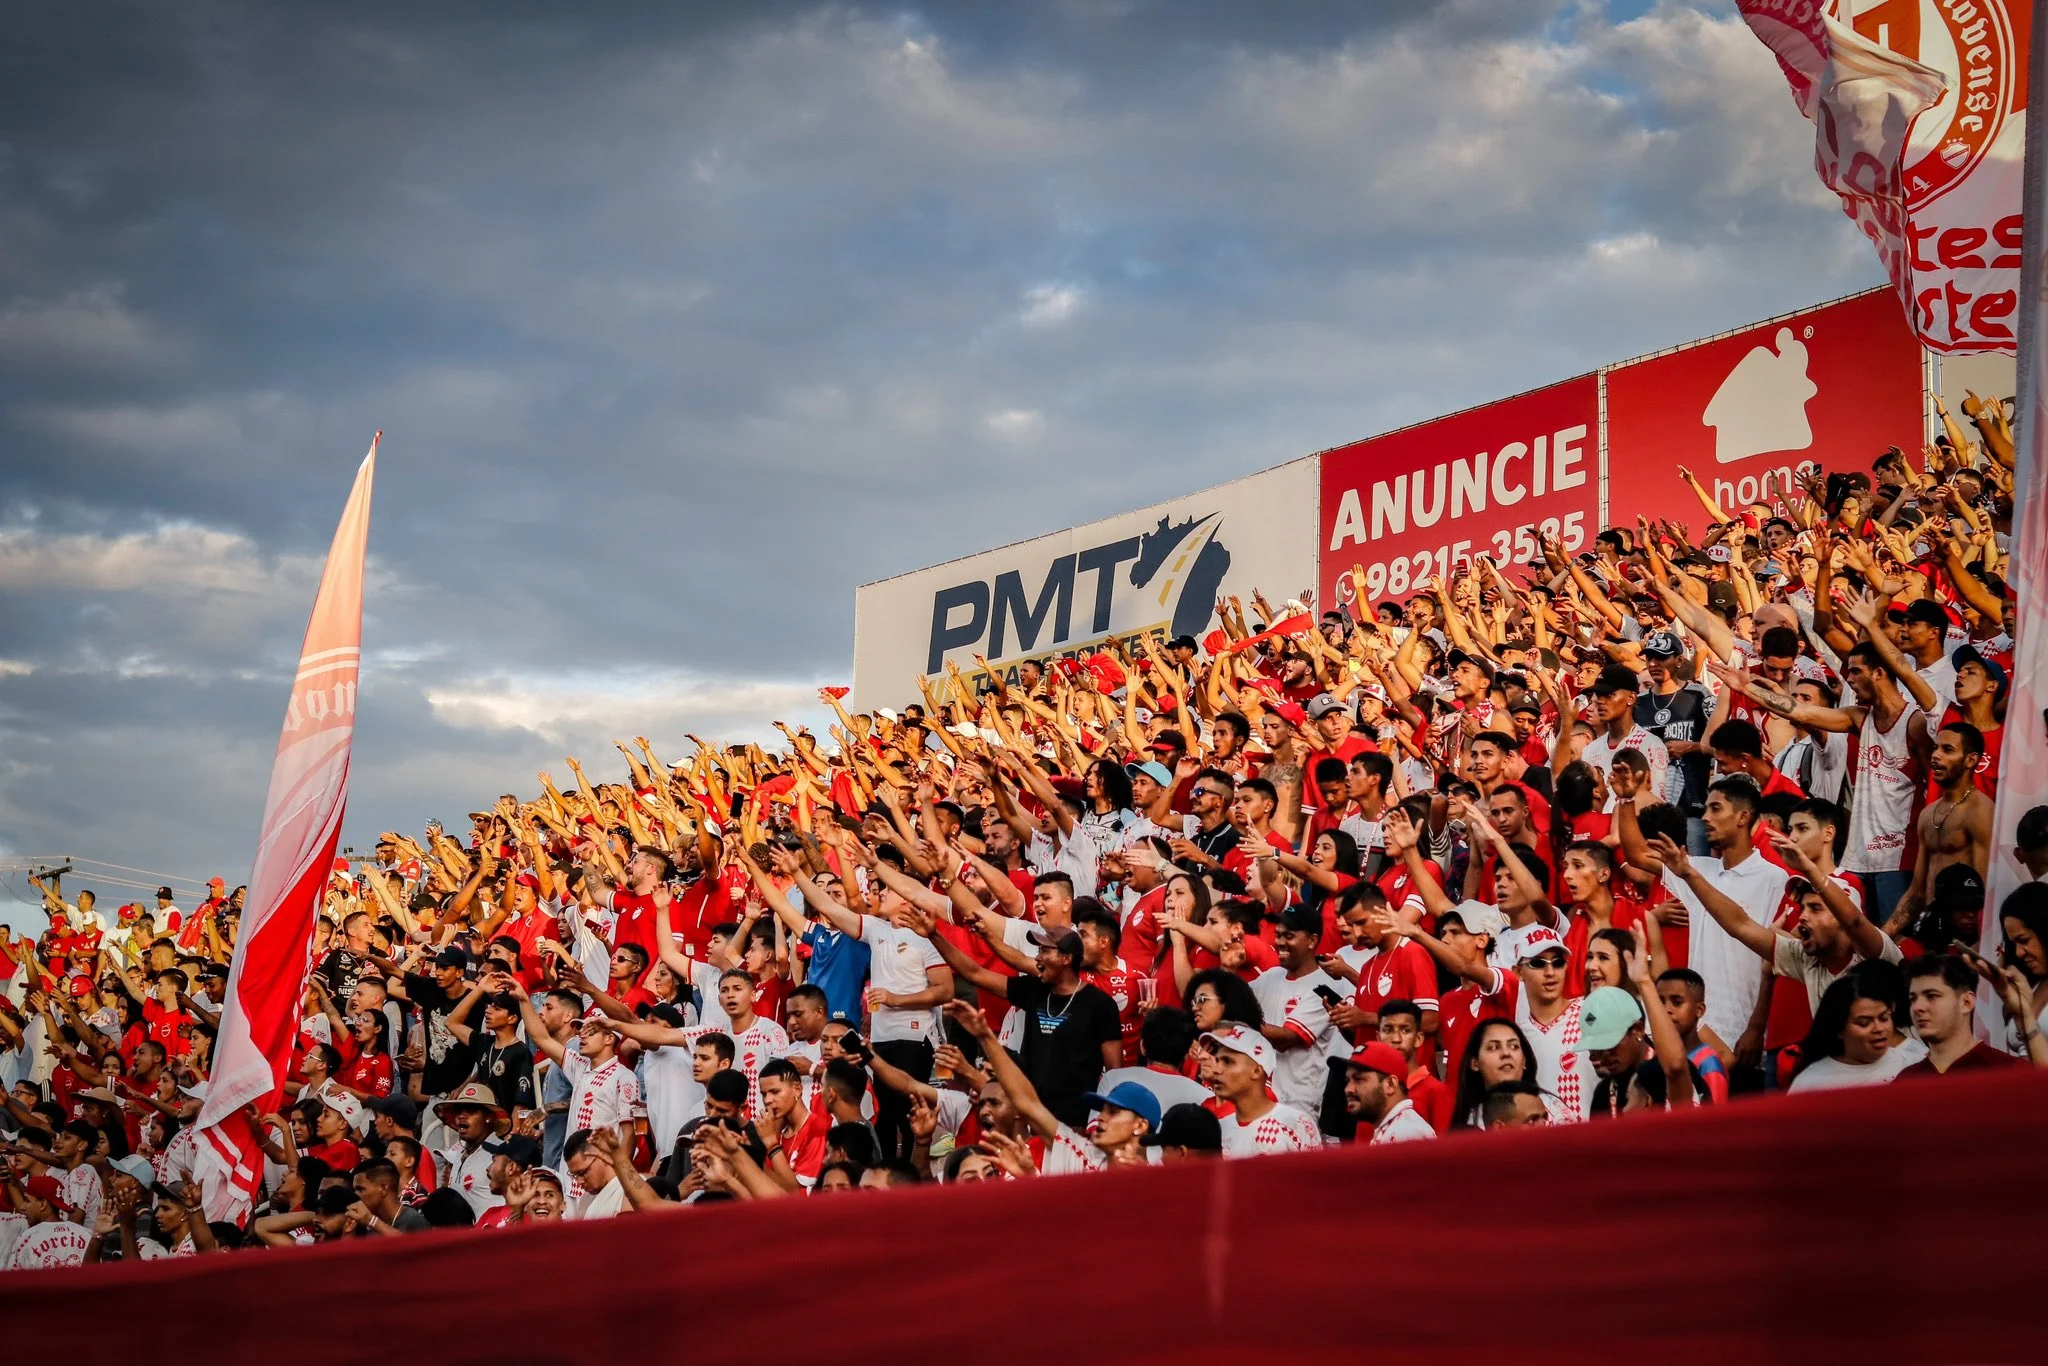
[{"left": 801, "top": 923, "right": 873, "bottom": 1023}]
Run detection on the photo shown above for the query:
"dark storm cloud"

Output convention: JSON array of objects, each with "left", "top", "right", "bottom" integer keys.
[{"left": 0, "top": 0, "right": 1881, "bottom": 898}]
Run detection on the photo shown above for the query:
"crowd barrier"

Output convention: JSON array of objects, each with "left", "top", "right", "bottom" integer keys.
[{"left": 7, "top": 1070, "right": 2044, "bottom": 1364}]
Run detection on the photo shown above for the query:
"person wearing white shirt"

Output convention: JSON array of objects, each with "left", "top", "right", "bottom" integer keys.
[
  {"left": 1787, "top": 972, "right": 1923, "bottom": 1093},
  {"left": 1618, "top": 771, "right": 1788, "bottom": 1049},
  {"left": 1342, "top": 1043, "right": 1435, "bottom": 1143},
  {"left": 1248, "top": 907, "right": 1352, "bottom": 1114},
  {"left": 1578, "top": 666, "right": 1670, "bottom": 810}
]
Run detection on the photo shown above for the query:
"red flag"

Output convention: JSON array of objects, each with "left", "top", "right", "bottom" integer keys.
[
  {"left": 195, "top": 436, "right": 378, "bottom": 1223},
  {"left": 1225, "top": 613, "right": 1314, "bottom": 654}
]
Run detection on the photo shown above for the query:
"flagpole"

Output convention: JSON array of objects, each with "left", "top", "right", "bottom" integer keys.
[{"left": 1982, "top": 4, "right": 2048, "bottom": 1043}]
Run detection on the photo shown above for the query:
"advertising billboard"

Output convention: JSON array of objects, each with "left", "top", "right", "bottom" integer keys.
[
  {"left": 1318, "top": 375, "right": 1600, "bottom": 613},
  {"left": 852, "top": 459, "right": 1318, "bottom": 709},
  {"left": 1604, "top": 290, "right": 1926, "bottom": 534}
]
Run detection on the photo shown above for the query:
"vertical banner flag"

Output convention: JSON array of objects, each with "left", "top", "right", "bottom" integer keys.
[
  {"left": 1985, "top": 4, "right": 2047, "bottom": 1042},
  {"left": 1739, "top": 0, "right": 2030, "bottom": 354},
  {"left": 195, "top": 437, "right": 378, "bottom": 1222}
]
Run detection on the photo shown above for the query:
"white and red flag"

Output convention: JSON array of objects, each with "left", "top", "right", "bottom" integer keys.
[
  {"left": 1984, "top": 9, "right": 2048, "bottom": 1042},
  {"left": 195, "top": 436, "right": 378, "bottom": 1223},
  {"left": 1739, "top": 0, "right": 2029, "bottom": 354}
]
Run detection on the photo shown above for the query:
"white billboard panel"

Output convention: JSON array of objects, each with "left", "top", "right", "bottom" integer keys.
[{"left": 853, "top": 459, "right": 1318, "bottom": 709}]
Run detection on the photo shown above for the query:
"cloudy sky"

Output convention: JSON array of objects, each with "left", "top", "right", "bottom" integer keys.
[{"left": 0, "top": 0, "right": 1884, "bottom": 917}]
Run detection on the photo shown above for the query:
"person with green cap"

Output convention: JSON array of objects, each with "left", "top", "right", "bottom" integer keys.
[{"left": 1584, "top": 940, "right": 1706, "bottom": 1118}]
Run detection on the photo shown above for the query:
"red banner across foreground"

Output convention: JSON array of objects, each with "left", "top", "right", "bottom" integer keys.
[
  {"left": 194, "top": 438, "right": 378, "bottom": 1225},
  {"left": 12, "top": 1070, "right": 2044, "bottom": 1364},
  {"left": 1604, "top": 290, "right": 1926, "bottom": 535}
]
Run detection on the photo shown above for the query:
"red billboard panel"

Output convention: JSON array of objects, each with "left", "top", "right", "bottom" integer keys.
[
  {"left": 1320, "top": 375, "right": 1600, "bottom": 613},
  {"left": 1604, "top": 291, "right": 1925, "bottom": 535}
]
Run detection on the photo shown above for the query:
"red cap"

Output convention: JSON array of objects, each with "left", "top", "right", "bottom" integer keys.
[
  {"left": 1203, "top": 629, "right": 1230, "bottom": 655},
  {"left": 332, "top": 857, "right": 350, "bottom": 874},
  {"left": 208, "top": 877, "right": 225, "bottom": 889},
  {"left": 67, "top": 976, "right": 92, "bottom": 997},
  {"left": 822, "top": 686, "right": 850, "bottom": 699},
  {"left": 1347, "top": 1041, "right": 1409, "bottom": 1079},
  {"left": 25, "top": 1174, "right": 69, "bottom": 1210},
  {"left": 1049, "top": 775, "right": 1087, "bottom": 804},
  {"left": 1273, "top": 702, "right": 1308, "bottom": 729}
]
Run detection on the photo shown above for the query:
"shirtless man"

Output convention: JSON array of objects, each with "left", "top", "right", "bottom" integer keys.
[{"left": 1888, "top": 722, "right": 1994, "bottom": 936}]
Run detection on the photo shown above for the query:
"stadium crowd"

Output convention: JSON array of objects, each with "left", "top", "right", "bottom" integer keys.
[{"left": 2, "top": 391, "right": 2044, "bottom": 1268}]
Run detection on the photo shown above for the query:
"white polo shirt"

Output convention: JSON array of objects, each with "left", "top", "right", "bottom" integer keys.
[{"left": 1661, "top": 851, "right": 1791, "bottom": 1043}]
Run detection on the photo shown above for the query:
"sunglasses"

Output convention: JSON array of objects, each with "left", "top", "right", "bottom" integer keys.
[{"left": 1527, "top": 954, "right": 1568, "bottom": 971}]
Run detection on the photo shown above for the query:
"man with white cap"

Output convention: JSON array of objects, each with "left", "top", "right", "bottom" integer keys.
[
  {"left": 1513, "top": 925, "right": 1593, "bottom": 1120},
  {"left": 1202, "top": 1024, "right": 1322, "bottom": 1157}
]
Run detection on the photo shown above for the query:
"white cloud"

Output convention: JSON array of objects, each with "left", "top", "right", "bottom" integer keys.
[
  {"left": 424, "top": 669, "right": 833, "bottom": 751},
  {"left": 985, "top": 407, "right": 1045, "bottom": 440},
  {"left": 1020, "top": 283, "right": 1084, "bottom": 328}
]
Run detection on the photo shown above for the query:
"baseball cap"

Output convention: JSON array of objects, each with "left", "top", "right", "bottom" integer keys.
[
  {"left": 1507, "top": 697, "right": 1543, "bottom": 717},
  {"left": 1202, "top": 1024, "right": 1276, "bottom": 1076},
  {"left": 326, "top": 1091, "right": 370, "bottom": 1135},
  {"left": 1641, "top": 631, "right": 1683, "bottom": 660},
  {"left": 1306, "top": 693, "right": 1345, "bottom": 720},
  {"left": 1126, "top": 760, "right": 1174, "bottom": 788},
  {"left": 1447, "top": 648, "right": 1495, "bottom": 680},
  {"left": 433, "top": 946, "right": 472, "bottom": 970},
  {"left": 1580, "top": 986, "right": 1645, "bottom": 1050},
  {"left": 1274, "top": 906, "right": 1322, "bottom": 939},
  {"left": 1515, "top": 926, "right": 1571, "bottom": 964},
  {"left": 528, "top": 1166, "right": 566, "bottom": 1189},
  {"left": 1705, "top": 543, "right": 1732, "bottom": 564},
  {"left": 1143, "top": 1103, "right": 1224, "bottom": 1151},
  {"left": 1590, "top": 664, "right": 1642, "bottom": 697},
  {"left": 1951, "top": 644, "right": 2010, "bottom": 702},
  {"left": 24, "top": 1174, "right": 71, "bottom": 1211},
  {"left": 111, "top": 1155, "right": 156, "bottom": 1186},
  {"left": 1272, "top": 702, "right": 1309, "bottom": 729},
  {"left": 1440, "top": 901, "right": 1508, "bottom": 939},
  {"left": 1346, "top": 1041, "right": 1409, "bottom": 1079},
  {"left": 1080, "top": 1081, "right": 1162, "bottom": 1131},
  {"left": 482, "top": 1135, "right": 544, "bottom": 1168},
  {"left": 1025, "top": 926, "right": 1084, "bottom": 962},
  {"left": 366, "top": 1094, "right": 420, "bottom": 1129},
  {"left": 1933, "top": 862, "right": 1986, "bottom": 912},
  {"left": 1705, "top": 581, "right": 1741, "bottom": 616}
]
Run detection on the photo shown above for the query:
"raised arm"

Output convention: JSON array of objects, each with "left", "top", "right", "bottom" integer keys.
[
  {"left": 1651, "top": 837, "right": 1775, "bottom": 960},
  {"left": 945, "top": 1001, "right": 1059, "bottom": 1144}
]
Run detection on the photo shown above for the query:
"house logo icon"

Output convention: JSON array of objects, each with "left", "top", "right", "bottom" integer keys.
[{"left": 1701, "top": 326, "right": 1817, "bottom": 465}]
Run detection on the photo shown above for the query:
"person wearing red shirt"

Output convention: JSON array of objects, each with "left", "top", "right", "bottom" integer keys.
[
  {"left": 333, "top": 1008, "right": 397, "bottom": 1100},
  {"left": 754, "top": 1058, "right": 832, "bottom": 1183},
  {"left": 141, "top": 972, "right": 194, "bottom": 1060},
  {"left": 1374, "top": 999, "right": 1453, "bottom": 1133},
  {"left": 1111, "top": 837, "right": 1174, "bottom": 976},
  {"left": 1932, "top": 645, "right": 2004, "bottom": 801},
  {"left": 1222, "top": 779, "right": 1294, "bottom": 882},
  {"left": 1075, "top": 906, "right": 1143, "bottom": 1066},
  {"left": 1307, "top": 693, "right": 1377, "bottom": 765},
  {"left": 1396, "top": 899, "right": 1515, "bottom": 1080},
  {"left": 1328, "top": 883, "right": 1439, "bottom": 1043},
  {"left": 588, "top": 844, "right": 675, "bottom": 964},
  {"left": 1710, "top": 718, "right": 1805, "bottom": 799}
]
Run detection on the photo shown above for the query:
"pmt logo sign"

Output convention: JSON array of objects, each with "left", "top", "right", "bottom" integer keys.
[
  {"left": 851, "top": 460, "right": 1317, "bottom": 709},
  {"left": 925, "top": 511, "right": 1232, "bottom": 674}
]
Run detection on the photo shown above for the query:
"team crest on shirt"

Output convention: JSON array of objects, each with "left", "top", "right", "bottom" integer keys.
[{"left": 1376, "top": 973, "right": 1393, "bottom": 994}]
